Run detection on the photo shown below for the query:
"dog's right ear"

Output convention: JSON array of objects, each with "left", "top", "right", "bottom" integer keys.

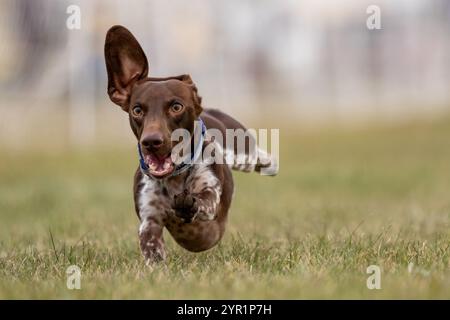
[{"left": 104, "top": 25, "right": 149, "bottom": 111}]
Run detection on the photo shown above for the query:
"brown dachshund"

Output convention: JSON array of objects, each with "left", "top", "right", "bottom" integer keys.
[{"left": 104, "top": 25, "right": 277, "bottom": 264}]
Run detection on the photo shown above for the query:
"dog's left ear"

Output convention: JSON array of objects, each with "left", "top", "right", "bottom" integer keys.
[
  {"left": 178, "top": 74, "right": 203, "bottom": 116},
  {"left": 104, "top": 25, "right": 149, "bottom": 111}
]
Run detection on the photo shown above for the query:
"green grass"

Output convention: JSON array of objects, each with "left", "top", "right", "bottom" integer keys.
[{"left": 0, "top": 118, "right": 449, "bottom": 299}]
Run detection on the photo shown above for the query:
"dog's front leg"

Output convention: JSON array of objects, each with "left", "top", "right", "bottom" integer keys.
[
  {"left": 173, "top": 165, "right": 223, "bottom": 222},
  {"left": 173, "top": 185, "right": 222, "bottom": 222},
  {"left": 138, "top": 217, "right": 166, "bottom": 264}
]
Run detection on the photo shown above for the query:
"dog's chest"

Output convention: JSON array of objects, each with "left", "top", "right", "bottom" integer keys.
[{"left": 137, "top": 164, "right": 220, "bottom": 240}]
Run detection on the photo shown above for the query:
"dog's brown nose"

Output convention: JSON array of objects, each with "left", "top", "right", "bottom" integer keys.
[{"left": 141, "top": 132, "right": 164, "bottom": 150}]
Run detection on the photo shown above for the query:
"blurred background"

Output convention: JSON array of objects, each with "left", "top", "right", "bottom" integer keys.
[
  {"left": 1, "top": 1, "right": 450, "bottom": 299},
  {"left": 0, "top": 0, "right": 449, "bottom": 148}
]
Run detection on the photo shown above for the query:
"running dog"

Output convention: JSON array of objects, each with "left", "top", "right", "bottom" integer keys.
[{"left": 104, "top": 25, "right": 277, "bottom": 264}]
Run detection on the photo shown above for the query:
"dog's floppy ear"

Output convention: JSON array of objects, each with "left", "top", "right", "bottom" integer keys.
[
  {"left": 104, "top": 25, "right": 149, "bottom": 111},
  {"left": 178, "top": 74, "right": 203, "bottom": 116}
]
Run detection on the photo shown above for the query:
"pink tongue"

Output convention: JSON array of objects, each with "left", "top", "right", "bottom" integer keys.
[
  {"left": 152, "top": 157, "right": 165, "bottom": 170},
  {"left": 145, "top": 154, "right": 173, "bottom": 173}
]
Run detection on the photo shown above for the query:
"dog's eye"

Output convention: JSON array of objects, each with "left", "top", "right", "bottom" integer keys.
[
  {"left": 170, "top": 103, "right": 184, "bottom": 113},
  {"left": 132, "top": 105, "right": 143, "bottom": 116}
]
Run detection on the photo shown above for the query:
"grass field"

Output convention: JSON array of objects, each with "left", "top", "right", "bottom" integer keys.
[{"left": 0, "top": 118, "right": 449, "bottom": 299}]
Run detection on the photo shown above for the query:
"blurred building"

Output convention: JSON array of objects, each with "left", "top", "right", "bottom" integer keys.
[{"left": 0, "top": 0, "right": 449, "bottom": 145}]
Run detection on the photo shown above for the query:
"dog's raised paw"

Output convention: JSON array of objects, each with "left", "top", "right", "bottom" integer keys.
[{"left": 172, "top": 190, "right": 199, "bottom": 223}]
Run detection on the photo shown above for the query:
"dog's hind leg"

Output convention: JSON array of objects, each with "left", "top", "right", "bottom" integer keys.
[{"left": 202, "top": 108, "right": 278, "bottom": 176}]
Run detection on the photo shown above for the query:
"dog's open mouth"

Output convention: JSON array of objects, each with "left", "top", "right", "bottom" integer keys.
[{"left": 144, "top": 153, "right": 175, "bottom": 177}]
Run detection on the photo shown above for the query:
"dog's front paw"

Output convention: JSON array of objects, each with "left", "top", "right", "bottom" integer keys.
[
  {"left": 172, "top": 189, "right": 198, "bottom": 223},
  {"left": 139, "top": 238, "right": 166, "bottom": 266}
]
